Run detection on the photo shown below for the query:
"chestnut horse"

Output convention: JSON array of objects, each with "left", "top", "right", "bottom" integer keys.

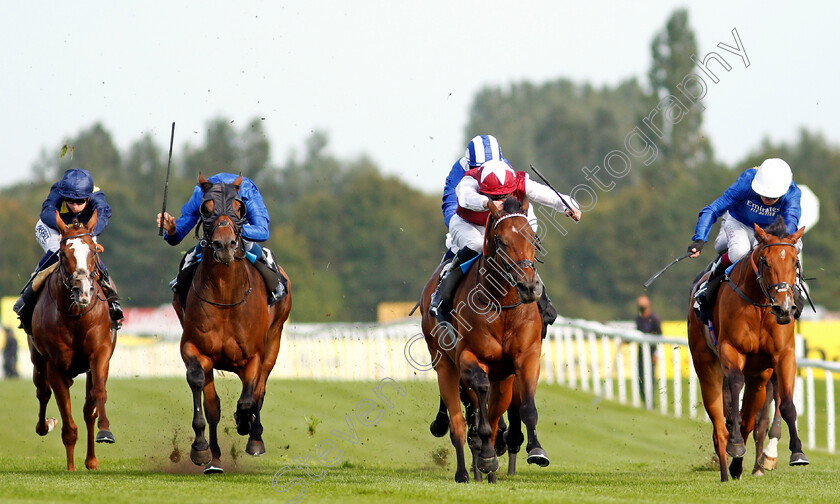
[
  {"left": 176, "top": 174, "right": 292, "bottom": 474},
  {"left": 420, "top": 197, "right": 547, "bottom": 483},
  {"left": 28, "top": 211, "right": 116, "bottom": 471},
  {"left": 688, "top": 217, "right": 807, "bottom": 481}
]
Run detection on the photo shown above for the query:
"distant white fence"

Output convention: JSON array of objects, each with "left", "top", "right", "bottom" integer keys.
[{"left": 5, "top": 315, "right": 837, "bottom": 452}]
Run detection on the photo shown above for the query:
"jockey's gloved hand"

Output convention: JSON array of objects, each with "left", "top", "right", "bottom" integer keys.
[{"left": 688, "top": 240, "right": 704, "bottom": 256}]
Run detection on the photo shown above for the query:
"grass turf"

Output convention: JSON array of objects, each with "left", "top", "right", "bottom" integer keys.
[{"left": 0, "top": 376, "right": 838, "bottom": 503}]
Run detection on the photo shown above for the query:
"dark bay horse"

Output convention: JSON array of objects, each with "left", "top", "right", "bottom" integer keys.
[
  {"left": 29, "top": 211, "right": 116, "bottom": 471},
  {"left": 420, "top": 197, "right": 547, "bottom": 483},
  {"left": 176, "top": 174, "right": 291, "bottom": 474},
  {"left": 688, "top": 218, "right": 807, "bottom": 481}
]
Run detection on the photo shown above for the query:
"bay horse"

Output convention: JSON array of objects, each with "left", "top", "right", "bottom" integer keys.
[
  {"left": 176, "top": 174, "right": 291, "bottom": 474},
  {"left": 29, "top": 210, "right": 116, "bottom": 471},
  {"left": 688, "top": 217, "right": 807, "bottom": 481},
  {"left": 420, "top": 197, "right": 548, "bottom": 483}
]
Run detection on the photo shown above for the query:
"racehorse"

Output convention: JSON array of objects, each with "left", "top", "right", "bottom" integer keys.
[
  {"left": 688, "top": 217, "right": 807, "bottom": 481},
  {"left": 420, "top": 197, "right": 548, "bottom": 483},
  {"left": 28, "top": 211, "right": 116, "bottom": 471},
  {"left": 176, "top": 174, "right": 292, "bottom": 474}
]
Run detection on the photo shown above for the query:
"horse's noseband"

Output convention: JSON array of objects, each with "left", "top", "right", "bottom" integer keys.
[
  {"left": 491, "top": 213, "right": 537, "bottom": 285},
  {"left": 755, "top": 243, "right": 797, "bottom": 305}
]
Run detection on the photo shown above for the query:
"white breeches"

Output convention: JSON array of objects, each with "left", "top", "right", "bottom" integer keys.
[
  {"left": 35, "top": 219, "right": 61, "bottom": 253},
  {"left": 448, "top": 206, "right": 539, "bottom": 254},
  {"left": 713, "top": 212, "right": 802, "bottom": 262},
  {"left": 35, "top": 218, "right": 99, "bottom": 254}
]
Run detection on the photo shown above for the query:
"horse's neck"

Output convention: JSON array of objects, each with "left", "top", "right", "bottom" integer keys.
[
  {"left": 732, "top": 251, "right": 763, "bottom": 296},
  {"left": 195, "top": 250, "right": 250, "bottom": 298},
  {"left": 476, "top": 255, "right": 519, "bottom": 305}
]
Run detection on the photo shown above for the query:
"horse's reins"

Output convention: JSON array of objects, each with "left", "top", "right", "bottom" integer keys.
[
  {"left": 192, "top": 215, "right": 252, "bottom": 307},
  {"left": 54, "top": 232, "right": 105, "bottom": 317},
  {"left": 727, "top": 241, "right": 797, "bottom": 308}
]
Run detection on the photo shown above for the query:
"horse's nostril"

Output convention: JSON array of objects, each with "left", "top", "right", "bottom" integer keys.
[
  {"left": 229, "top": 240, "right": 236, "bottom": 249},
  {"left": 212, "top": 240, "right": 223, "bottom": 249}
]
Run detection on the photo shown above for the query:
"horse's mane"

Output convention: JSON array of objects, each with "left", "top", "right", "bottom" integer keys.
[
  {"left": 762, "top": 215, "right": 788, "bottom": 239},
  {"left": 502, "top": 196, "right": 524, "bottom": 215}
]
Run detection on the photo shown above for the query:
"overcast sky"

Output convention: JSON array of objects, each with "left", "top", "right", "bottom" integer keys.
[{"left": 2, "top": 1, "right": 838, "bottom": 195}]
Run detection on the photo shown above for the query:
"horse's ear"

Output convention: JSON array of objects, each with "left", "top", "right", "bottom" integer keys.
[
  {"left": 232, "top": 174, "right": 243, "bottom": 191},
  {"left": 754, "top": 223, "right": 769, "bottom": 243},
  {"left": 86, "top": 210, "right": 98, "bottom": 233},
  {"left": 55, "top": 210, "right": 67, "bottom": 234},
  {"left": 198, "top": 173, "right": 213, "bottom": 193},
  {"left": 789, "top": 226, "right": 805, "bottom": 243}
]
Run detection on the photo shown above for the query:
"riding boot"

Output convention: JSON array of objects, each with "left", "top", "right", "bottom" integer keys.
[
  {"left": 98, "top": 268, "right": 124, "bottom": 329},
  {"left": 536, "top": 288, "right": 557, "bottom": 340},
  {"left": 430, "top": 247, "right": 478, "bottom": 324},
  {"left": 793, "top": 283, "right": 805, "bottom": 320},
  {"left": 694, "top": 255, "right": 727, "bottom": 323},
  {"left": 171, "top": 245, "right": 202, "bottom": 307},
  {"left": 13, "top": 252, "right": 57, "bottom": 335},
  {"left": 13, "top": 282, "right": 39, "bottom": 335},
  {"left": 251, "top": 245, "right": 287, "bottom": 306}
]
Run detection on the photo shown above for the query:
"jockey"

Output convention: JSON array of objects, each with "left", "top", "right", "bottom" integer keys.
[
  {"left": 156, "top": 172, "right": 287, "bottom": 306},
  {"left": 430, "top": 159, "right": 581, "bottom": 330},
  {"left": 442, "top": 135, "right": 507, "bottom": 232},
  {"left": 689, "top": 158, "right": 803, "bottom": 320},
  {"left": 13, "top": 168, "right": 123, "bottom": 333}
]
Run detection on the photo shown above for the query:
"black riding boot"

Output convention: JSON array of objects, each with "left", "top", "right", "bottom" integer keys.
[
  {"left": 429, "top": 247, "right": 478, "bottom": 324},
  {"left": 171, "top": 246, "right": 201, "bottom": 307},
  {"left": 251, "top": 245, "right": 287, "bottom": 306},
  {"left": 13, "top": 282, "right": 39, "bottom": 335},
  {"left": 13, "top": 252, "right": 57, "bottom": 335},
  {"left": 793, "top": 283, "right": 805, "bottom": 320},
  {"left": 536, "top": 288, "right": 557, "bottom": 340},
  {"left": 98, "top": 269, "right": 124, "bottom": 329},
  {"left": 694, "top": 256, "right": 727, "bottom": 323}
]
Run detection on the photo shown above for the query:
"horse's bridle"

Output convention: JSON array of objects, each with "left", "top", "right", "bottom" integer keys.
[
  {"left": 728, "top": 241, "right": 797, "bottom": 308},
  {"left": 480, "top": 213, "right": 537, "bottom": 309},
  {"left": 193, "top": 216, "right": 252, "bottom": 307},
  {"left": 56, "top": 232, "right": 104, "bottom": 315}
]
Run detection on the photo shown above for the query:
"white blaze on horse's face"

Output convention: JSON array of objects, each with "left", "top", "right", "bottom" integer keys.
[{"left": 67, "top": 238, "right": 93, "bottom": 306}]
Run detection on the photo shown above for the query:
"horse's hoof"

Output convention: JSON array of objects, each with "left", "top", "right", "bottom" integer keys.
[
  {"left": 454, "top": 470, "right": 469, "bottom": 483},
  {"left": 726, "top": 441, "right": 746, "bottom": 458},
  {"left": 790, "top": 452, "right": 810, "bottom": 466},
  {"left": 487, "top": 472, "right": 497, "bottom": 484},
  {"left": 204, "top": 463, "right": 224, "bottom": 474},
  {"left": 246, "top": 439, "right": 266, "bottom": 456},
  {"left": 85, "top": 457, "right": 99, "bottom": 471},
  {"left": 96, "top": 430, "right": 115, "bottom": 444},
  {"left": 759, "top": 453, "right": 777, "bottom": 471},
  {"left": 190, "top": 447, "right": 212, "bottom": 466},
  {"left": 477, "top": 456, "right": 499, "bottom": 474},
  {"left": 752, "top": 467, "right": 764, "bottom": 477},
  {"left": 430, "top": 418, "right": 449, "bottom": 438},
  {"left": 526, "top": 448, "right": 550, "bottom": 467},
  {"left": 494, "top": 432, "right": 507, "bottom": 457}
]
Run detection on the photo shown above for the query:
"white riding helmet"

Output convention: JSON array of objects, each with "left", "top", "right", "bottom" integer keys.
[{"left": 751, "top": 158, "right": 792, "bottom": 199}]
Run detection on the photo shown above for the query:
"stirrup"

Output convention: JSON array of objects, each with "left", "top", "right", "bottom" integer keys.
[{"left": 268, "top": 282, "right": 286, "bottom": 306}]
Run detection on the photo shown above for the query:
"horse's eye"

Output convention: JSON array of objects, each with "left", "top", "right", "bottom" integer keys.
[{"left": 200, "top": 202, "right": 213, "bottom": 218}]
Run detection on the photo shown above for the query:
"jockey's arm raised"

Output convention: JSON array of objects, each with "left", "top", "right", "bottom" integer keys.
[{"left": 523, "top": 174, "right": 579, "bottom": 219}]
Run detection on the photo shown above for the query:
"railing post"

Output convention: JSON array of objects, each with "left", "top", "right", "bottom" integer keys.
[
  {"left": 603, "top": 336, "right": 614, "bottom": 400},
  {"left": 554, "top": 328, "right": 566, "bottom": 386},
  {"left": 565, "top": 328, "right": 577, "bottom": 390},
  {"left": 673, "top": 345, "right": 682, "bottom": 418},
  {"left": 615, "top": 337, "right": 626, "bottom": 405},
  {"left": 588, "top": 331, "right": 601, "bottom": 396},
  {"left": 827, "top": 370, "right": 835, "bottom": 453},
  {"left": 657, "top": 342, "right": 667, "bottom": 415},
  {"left": 642, "top": 342, "right": 653, "bottom": 410},
  {"left": 576, "top": 329, "right": 589, "bottom": 392},
  {"left": 631, "top": 343, "right": 641, "bottom": 408},
  {"left": 806, "top": 366, "right": 816, "bottom": 450}
]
